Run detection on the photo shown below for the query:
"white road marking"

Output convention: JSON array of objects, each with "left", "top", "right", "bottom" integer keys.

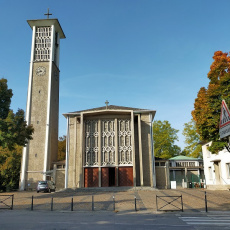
[{"left": 180, "top": 216, "right": 230, "bottom": 226}]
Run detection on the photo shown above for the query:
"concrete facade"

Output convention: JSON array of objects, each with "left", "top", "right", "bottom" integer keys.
[
  {"left": 155, "top": 159, "right": 170, "bottom": 189},
  {"left": 19, "top": 18, "right": 65, "bottom": 190},
  {"left": 63, "top": 105, "right": 156, "bottom": 189}
]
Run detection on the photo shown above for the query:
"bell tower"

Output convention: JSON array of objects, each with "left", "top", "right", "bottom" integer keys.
[{"left": 20, "top": 11, "right": 66, "bottom": 190}]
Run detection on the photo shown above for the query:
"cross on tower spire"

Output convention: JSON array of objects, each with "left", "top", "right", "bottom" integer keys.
[{"left": 44, "top": 8, "right": 52, "bottom": 19}]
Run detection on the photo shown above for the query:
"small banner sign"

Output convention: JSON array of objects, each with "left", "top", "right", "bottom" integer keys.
[{"left": 219, "top": 100, "right": 230, "bottom": 139}]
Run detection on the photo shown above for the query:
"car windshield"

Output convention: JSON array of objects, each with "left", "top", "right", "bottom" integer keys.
[{"left": 38, "top": 181, "right": 47, "bottom": 185}]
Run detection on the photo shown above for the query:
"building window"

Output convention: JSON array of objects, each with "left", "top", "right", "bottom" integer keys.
[
  {"left": 226, "top": 163, "right": 230, "bottom": 178},
  {"left": 34, "top": 27, "right": 52, "bottom": 61},
  {"left": 208, "top": 167, "right": 213, "bottom": 180}
]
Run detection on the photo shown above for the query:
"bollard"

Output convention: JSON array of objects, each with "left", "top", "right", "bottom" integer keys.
[
  {"left": 51, "top": 197, "right": 53, "bottom": 211},
  {"left": 181, "top": 195, "right": 184, "bottom": 212},
  {"left": 11, "top": 195, "right": 14, "bottom": 210},
  {"left": 156, "top": 195, "right": 158, "bottom": 211},
  {"left": 71, "top": 196, "right": 73, "bottom": 211},
  {"left": 134, "top": 196, "right": 137, "bottom": 211},
  {"left": 113, "top": 195, "right": 115, "bottom": 211},
  {"left": 205, "top": 191, "right": 208, "bottom": 212},
  {"left": 92, "top": 195, "right": 94, "bottom": 211},
  {"left": 31, "top": 195, "right": 33, "bottom": 211}
]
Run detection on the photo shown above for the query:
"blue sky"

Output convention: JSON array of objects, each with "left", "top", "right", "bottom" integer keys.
[{"left": 1, "top": 0, "right": 230, "bottom": 149}]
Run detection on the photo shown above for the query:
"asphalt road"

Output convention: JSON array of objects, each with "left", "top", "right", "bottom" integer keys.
[{"left": 1, "top": 210, "right": 230, "bottom": 230}]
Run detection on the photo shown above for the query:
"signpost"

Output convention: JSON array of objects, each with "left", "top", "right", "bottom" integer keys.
[{"left": 219, "top": 100, "right": 230, "bottom": 139}]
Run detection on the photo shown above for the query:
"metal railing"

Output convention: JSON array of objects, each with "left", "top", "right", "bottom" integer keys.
[
  {"left": 156, "top": 195, "right": 183, "bottom": 212},
  {"left": 0, "top": 195, "right": 14, "bottom": 210},
  {"left": 29, "top": 194, "right": 139, "bottom": 212}
]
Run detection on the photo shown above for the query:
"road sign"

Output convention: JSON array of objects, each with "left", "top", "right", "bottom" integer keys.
[{"left": 219, "top": 100, "right": 230, "bottom": 139}]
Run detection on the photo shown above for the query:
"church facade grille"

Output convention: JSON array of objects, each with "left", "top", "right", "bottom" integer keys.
[
  {"left": 118, "top": 119, "right": 132, "bottom": 165},
  {"left": 84, "top": 120, "right": 99, "bottom": 166},
  {"left": 101, "top": 120, "right": 115, "bottom": 166},
  {"left": 84, "top": 118, "right": 132, "bottom": 167}
]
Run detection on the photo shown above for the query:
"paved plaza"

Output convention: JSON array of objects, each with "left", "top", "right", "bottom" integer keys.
[{"left": 1, "top": 188, "right": 230, "bottom": 213}]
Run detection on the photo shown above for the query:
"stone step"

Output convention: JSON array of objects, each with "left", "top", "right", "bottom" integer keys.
[
  {"left": 206, "top": 184, "right": 230, "bottom": 190},
  {"left": 57, "top": 186, "right": 157, "bottom": 193}
]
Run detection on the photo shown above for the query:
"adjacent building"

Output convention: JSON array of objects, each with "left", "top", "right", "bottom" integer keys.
[
  {"left": 202, "top": 142, "right": 230, "bottom": 190},
  {"left": 155, "top": 156, "right": 204, "bottom": 189}
]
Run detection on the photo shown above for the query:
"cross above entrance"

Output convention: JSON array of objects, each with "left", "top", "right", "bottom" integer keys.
[
  {"left": 105, "top": 100, "right": 109, "bottom": 109},
  {"left": 44, "top": 8, "right": 52, "bottom": 19}
]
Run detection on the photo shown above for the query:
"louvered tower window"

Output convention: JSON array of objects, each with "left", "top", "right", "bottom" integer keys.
[{"left": 34, "top": 27, "right": 52, "bottom": 61}]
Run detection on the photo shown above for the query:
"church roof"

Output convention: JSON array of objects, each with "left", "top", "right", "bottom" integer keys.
[
  {"left": 63, "top": 105, "right": 156, "bottom": 117},
  {"left": 72, "top": 105, "right": 147, "bottom": 113},
  {"left": 27, "top": 19, "right": 66, "bottom": 38}
]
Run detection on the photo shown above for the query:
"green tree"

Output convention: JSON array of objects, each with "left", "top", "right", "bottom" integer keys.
[
  {"left": 0, "top": 78, "right": 34, "bottom": 150},
  {"left": 182, "top": 119, "right": 202, "bottom": 158},
  {"left": 153, "top": 120, "right": 181, "bottom": 159},
  {"left": 58, "top": 135, "right": 66, "bottom": 161},
  {"left": 0, "top": 78, "right": 34, "bottom": 191},
  {"left": 0, "top": 78, "right": 13, "bottom": 119},
  {"left": 192, "top": 51, "right": 230, "bottom": 153},
  {"left": 0, "top": 146, "right": 22, "bottom": 192}
]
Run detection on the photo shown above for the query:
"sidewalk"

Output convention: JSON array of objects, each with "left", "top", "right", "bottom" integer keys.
[{"left": 1, "top": 188, "right": 230, "bottom": 212}]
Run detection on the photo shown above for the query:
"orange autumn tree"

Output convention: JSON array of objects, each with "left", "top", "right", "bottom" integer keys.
[{"left": 192, "top": 51, "right": 230, "bottom": 153}]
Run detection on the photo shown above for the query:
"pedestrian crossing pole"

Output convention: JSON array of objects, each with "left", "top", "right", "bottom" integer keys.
[{"left": 205, "top": 191, "right": 208, "bottom": 212}]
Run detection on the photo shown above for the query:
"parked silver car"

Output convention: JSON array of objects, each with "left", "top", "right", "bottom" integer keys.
[{"left": 36, "top": 181, "right": 56, "bottom": 193}]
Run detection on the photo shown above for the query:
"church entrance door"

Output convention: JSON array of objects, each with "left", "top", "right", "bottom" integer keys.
[
  {"left": 109, "top": 167, "right": 115, "bottom": 186},
  {"left": 101, "top": 167, "right": 116, "bottom": 187}
]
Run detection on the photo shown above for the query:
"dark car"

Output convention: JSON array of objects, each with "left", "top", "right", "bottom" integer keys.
[{"left": 36, "top": 181, "right": 56, "bottom": 193}]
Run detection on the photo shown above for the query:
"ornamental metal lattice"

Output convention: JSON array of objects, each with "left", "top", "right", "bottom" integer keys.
[
  {"left": 118, "top": 119, "right": 132, "bottom": 165},
  {"left": 34, "top": 27, "right": 52, "bottom": 61},
  {"left": 84, "top": 120, "right": 99, "bottom": 166},
  {"left": 102, "top": 120, "right": 115, "bottom": 166}
]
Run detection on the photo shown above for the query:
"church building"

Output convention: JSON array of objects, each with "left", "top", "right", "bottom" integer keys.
[
  {"left": 63, "top": 104, "right": 156, "bottom": 188},
  {"left": 19, "top": 13, "right": 157, "bottom": 190}
]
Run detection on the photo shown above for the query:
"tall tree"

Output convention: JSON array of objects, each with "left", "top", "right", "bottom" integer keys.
[
  {"left": 0, "top": 78, "right": 34, "bottom": 150},
  {"left": 153, "top": 120, "right": 181, "bottom": 159},
  {"left": 0, "top": 78, "right": 34, "bottom": 191},
  {"left": 182, "top": 119, "right": 202, "bottom": 158},
  {"left": 192, "top": 51, "right": 230, "bottom": 153}
]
